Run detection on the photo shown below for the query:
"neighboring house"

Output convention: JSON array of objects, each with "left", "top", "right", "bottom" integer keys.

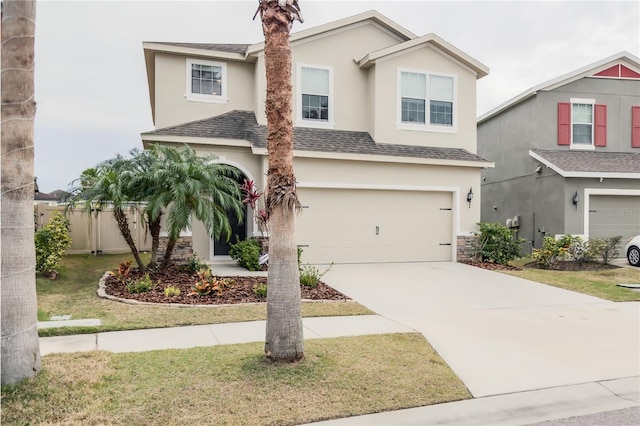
[
  {"left": 34, "top": 189, "right": 71, "bottom": 206},
  {"left": 141, "top": 10, "right": 493, "bottom": 264},
  {"left": 478, "top": 52, "right": 640, "bottom": 252}
]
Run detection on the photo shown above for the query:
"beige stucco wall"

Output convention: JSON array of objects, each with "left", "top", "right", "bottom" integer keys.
[
  {"left": 371, "top": 45, "right": 479, "bottom": 153},
  {"left": 254, "top": 21, "right": 405, "bottom": 130},
  {"left": 154, "top": 53, "right": 255, "bottom": 129}
]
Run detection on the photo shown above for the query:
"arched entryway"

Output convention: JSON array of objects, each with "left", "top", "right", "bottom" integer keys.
[{"left": 210, "top": 161, "right": 255, "bottom": 257}]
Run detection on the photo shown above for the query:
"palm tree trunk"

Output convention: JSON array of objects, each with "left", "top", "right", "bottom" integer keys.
[
  {"left": 260, "top": 1, "right": 304, "bottom": 362},
  {"left": 113, "top": 208, "right": 145, "bottom": 270},
  {"left": 1, "top": 0, "right": 42, "bottom": 385},
  {"left": 160, "top": 237, "right": 177, "bottom": 270},
  {"left": 147, "top": 212, "right": 161, "bottom": 268}
]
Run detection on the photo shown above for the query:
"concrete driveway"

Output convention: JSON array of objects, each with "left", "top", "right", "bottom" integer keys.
[{"left": 322, "top": 262, "right": 640, "bottom": 398}]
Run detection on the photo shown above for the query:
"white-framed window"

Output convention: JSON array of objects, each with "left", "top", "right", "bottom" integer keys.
[
  {"left": 398, "top": 68, "right": 456, "bottom": 132},
  {"left": 185, "top": 58, "right": 227, "bottom": 103},
  {"left": 571, "top": 98, "right": 594, "bottom": 147},
  {"left": 297, "top": 64, "right": 333, "bottom": 128}
]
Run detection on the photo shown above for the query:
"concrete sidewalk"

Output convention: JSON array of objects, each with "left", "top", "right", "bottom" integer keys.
[{"left": 39, "top": 314, "right": 414, "bottom": 355}]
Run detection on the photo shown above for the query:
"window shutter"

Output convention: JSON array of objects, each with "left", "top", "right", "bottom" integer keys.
[
  {"left": 594, "top": 104, "right": 607, "bottom": 147},
  {"left": 558, "top": 103, "right": 571, "bottom": 145},
  {"left": 632, "top": 106, "right": 640, "bottom": 148}
]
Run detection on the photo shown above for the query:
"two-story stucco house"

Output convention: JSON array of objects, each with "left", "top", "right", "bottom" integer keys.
[
  {"left": 478, "top": 52, "right": 640, "bottom": 252},
  {"left": 141, "top": 10, "right": 493, "bottom": 264}
]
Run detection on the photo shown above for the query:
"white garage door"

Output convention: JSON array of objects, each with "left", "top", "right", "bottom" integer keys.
[
  {"left": 296, "top": 188, "right": 453, "bottom": 264},
  {"left": 589, "top": 195, "right": 640, "bottom": 243}
]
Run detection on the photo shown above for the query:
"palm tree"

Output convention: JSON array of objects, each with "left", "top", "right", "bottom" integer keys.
[
  {"left": 1, "top": 0, "right": 42, "bottom": 384},
  {"left": 255, "top": 0, "right": 305, "bottom": 362},
  {"left": 69, "top": 155, "right": 146, "bottom": 270},
  {"left": 145, "top": 144, "right": 243, "bottom": 270},
  {"left": 121, "top": 148, "right": 162, "bottom": 268}
]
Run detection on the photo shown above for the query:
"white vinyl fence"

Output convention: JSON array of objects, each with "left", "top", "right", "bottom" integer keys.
[{"left": 35, "top": 205, "right": 152, "bottom": 255}]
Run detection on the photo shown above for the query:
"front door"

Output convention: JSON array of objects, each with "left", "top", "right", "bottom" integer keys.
[{"left": 213, "top": 205, "right": 247, "bottom": 256}]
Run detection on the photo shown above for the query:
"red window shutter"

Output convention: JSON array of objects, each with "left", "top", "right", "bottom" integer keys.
[
  {"left": 558, "top": 102, "right": 571, "bottom": 145},
  {"left": 633, "top": 106, "right": 640, "bottom": 148},
  {"left": 594, "top": 104, "right": 607, "bottom": 147}
]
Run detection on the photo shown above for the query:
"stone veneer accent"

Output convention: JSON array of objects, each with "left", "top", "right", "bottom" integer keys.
[
  {"left": 156, "top": 236, "right": 193, "bottom": 263},
  {"left": 457, "top": 235, "right": 478, "bottom": 262}
]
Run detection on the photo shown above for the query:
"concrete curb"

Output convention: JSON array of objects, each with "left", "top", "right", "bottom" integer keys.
[{"left": 306, "top": 377, "right": 640, "bottom": 425}]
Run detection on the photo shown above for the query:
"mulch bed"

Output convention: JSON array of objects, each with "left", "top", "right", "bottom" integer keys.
[
  {"left": 464, "top": 260, "right": 619, "bottom": 272},
  {"left": 462, "top": 261, "right": 520, "bottom": 271},
  {"left": 103, "top": 265, "right": 350, "bottom": 305},
  {"left": 521, "top": 260, "right": 619, "bottom": 271}
]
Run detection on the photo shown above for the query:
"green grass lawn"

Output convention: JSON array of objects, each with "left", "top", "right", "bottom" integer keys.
[
  {"left": 502, "top": 258, "right": 640, "bottom": 302},
  {"left": 37, "top": 253, "right": 373, "bottom": 337},
  {"left": 1, "top": 334, "right": 471, "bottom": 425}
]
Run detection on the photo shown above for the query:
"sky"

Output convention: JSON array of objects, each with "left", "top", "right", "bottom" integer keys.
[{"left": 32, "top": 0, "right": 639, "bottom": 193}]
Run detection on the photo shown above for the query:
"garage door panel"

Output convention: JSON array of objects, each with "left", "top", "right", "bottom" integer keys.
[
  {"left": 589, "top": 195, "right": 640, "bottom": 243},
  {"left": 296, "top": 188, "right": 453, "bottom": 264}
]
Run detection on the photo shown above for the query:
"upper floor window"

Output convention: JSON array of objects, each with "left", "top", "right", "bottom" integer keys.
[
  {"left": 399, "top": 69, "right": 456, "bottom": 131},
  {"left": 186, "top": 58, "right": 227, "bottom": 103},
  {"left": 558, "top": 99, "right": 606, "bottom": 148},
  {"left": 572, "top": 103, "right": 593, "bottom": 145},
  {"left": 297, "top": 64, "right": 333, "bottom": 128}
]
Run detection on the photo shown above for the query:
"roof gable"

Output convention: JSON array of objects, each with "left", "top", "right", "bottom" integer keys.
[
  {"left": 594, "top": 64, "right": 640, "bottom": 79},
  {"left": 356, "top": 33, "right": 489, "bottom": 79},
  {"left": 479, "top": 51, "right": 640, "bottom": 124},
  {"left": 245, "top": 10, "right": 415, "bottom": 56}
]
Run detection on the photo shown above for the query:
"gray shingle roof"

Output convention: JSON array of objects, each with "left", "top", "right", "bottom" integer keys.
[
  {"left": 143, "top": 110, "right": 490, "bottom": 163},
  {"left": 533, "top": 149, "right": 640, "bottom": 174},
  {"left": 151, "top": 42, "right": 249, "bottom": 55}
]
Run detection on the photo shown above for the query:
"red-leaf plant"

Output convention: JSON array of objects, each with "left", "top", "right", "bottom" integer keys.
[{"left": 241, "top": 179, "right": 269, "bottom": 237}]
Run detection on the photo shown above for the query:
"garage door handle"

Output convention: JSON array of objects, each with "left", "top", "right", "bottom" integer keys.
[{"left": 439, "top": 243, "right": 451, "bottom": 246}]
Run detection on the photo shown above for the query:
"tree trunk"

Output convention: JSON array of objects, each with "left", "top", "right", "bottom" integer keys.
[
  {"left": 1, "top": 0, "right": 42, "bottom": 385},
  {"left": 113, "top": 208, "right": 145, "bottom": 270},
  {"left": 261, "top": 1, "right": 304, "bottom": 362},
  {"left": 147, "top": 212, "right": 161, "bottom": 268},
  {"left": 159, "top": 237, "right": 177, "bottom": 270}
]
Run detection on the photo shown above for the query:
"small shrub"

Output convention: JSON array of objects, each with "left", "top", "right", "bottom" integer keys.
[
  {"left": 35, "top": 212, "right": 72, "bottom": 276},
  {"left": 253, "top": 283, "right": 267, "bottom": 298},
  {"left": 164, "top": 286, "right": 181, "bottom": 297},
  {"left": 229, "top": 238, "right": 261, "bottom": 271},
  {"left": 126, "top": 273, "right": 155, "bottom": 293},
  {"left": 474, "top": 222, "right": 524, "bottom": 265},
  {"left": 187, "top": 253, "right": 208, "bottom": 273},
  {"left": 558, "top": 235, "right": 591, "bottom": 264},
  {"left": 533, "top": 236, "right": 567, "bottom": 268},
  {"left": 586, "top": 236, "right": 622, "bottom": 265},
  {"left": 299, "top": 263, "right": 333, "bottom": 288},
  {"left": 114, "top": 261, "right": 132, "bottom": 283},
  {"left": 191, "top": 268, "right": 234, "bottom": 296}
]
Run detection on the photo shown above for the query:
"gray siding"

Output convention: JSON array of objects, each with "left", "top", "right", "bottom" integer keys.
[
  {"left": 536, "top": 78, "right": 640, "bottom": 153},
  {"left": 478, "top": 75, "right": 640, "bottom": 250}
]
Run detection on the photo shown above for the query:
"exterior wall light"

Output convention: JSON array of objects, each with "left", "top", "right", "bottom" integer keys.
[
  {"left": 572, "top": 190, "right": 579, "bottom": 210},
  {"left": 466, "top": 187, "right": 474, "bottom": 208}
]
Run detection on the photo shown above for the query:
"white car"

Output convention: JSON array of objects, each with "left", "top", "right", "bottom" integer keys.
[{"left": 625, "top": 235, "right": 640, "bottom": 267}]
